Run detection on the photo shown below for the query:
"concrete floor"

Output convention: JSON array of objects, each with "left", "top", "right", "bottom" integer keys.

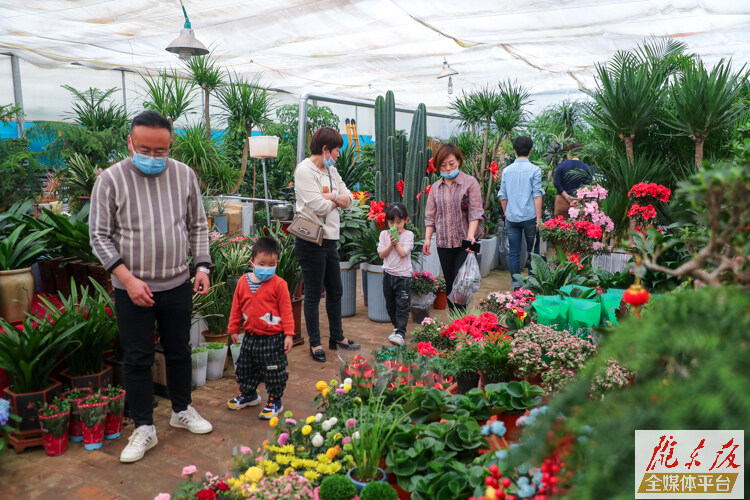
[{"left": 0, "top": 269, "right": 512, "bottom": 500}]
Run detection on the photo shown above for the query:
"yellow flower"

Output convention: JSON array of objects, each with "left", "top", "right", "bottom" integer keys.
[
  {"left": 260, "top": 460, "right": 280, "bottom": 475},
  {"left": 301, "top": 425, "right": 313, "bottom": 436},
  {"left": 306, "top": 415, "right": 316, "bottom": 424},
  {"left": 330, "top": 379, "right": 338, "bottom": 386},
  {"left": 326, "top": 445, "right": 341, "bottom": 460},
  {"left": 276, "top": 454, "right": 292, "bottom": 465},
  {"left": 262, "top": 440, "right": 270, "bottom": 450},
  {"left": 303, "top": 471, "right": 320, "bottom": 483},
  {"left": 332, "top": 433, "right": 342, "bottom": 441},
  {"left": 317, "top": 462, "right": 342, "bottom": 475},
  {"left": 284, "top": 466, "right": 294, "bottom": 476},
  {"left": 354, "top": 397, "right": 362, "bottom": 405},
  {"left": 316, "top": 453, "right": 331, "bottom": 463},
  {"left": 315, "top": 380, "right": 328, "bottom": 391},
  {"left": 280, "top": 444, "right": 295, "bottom": 455},
  {"left": 269, "top": 416, "right": 279, "bottom": 428},
  {"left": 244, "top": 466, "right": 263, "bottom": 483},
  {"left": 343, "top": 384, "right": 352, "bottom": 393},
  {"left": 322, "top": 388, "right": 330, "bottom": 398}
]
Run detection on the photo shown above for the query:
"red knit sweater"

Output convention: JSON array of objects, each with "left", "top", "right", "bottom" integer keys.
[{"left": 227, "top": 274, "right": 295, "bottom": 336}]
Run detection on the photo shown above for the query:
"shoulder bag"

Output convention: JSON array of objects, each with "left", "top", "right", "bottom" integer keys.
[{"left": 288, "top": 168, "right": 333, "bottom": 246}]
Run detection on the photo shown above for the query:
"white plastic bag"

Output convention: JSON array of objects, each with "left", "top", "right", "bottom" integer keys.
[{"left": 447, "top": 254, "right": 481, "bottom": 305}]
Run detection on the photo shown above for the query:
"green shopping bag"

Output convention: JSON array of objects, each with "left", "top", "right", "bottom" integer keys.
[
  {"left": 600, "top": 292, "right": 624, "bottom": 325},
  {"left": 604, "top": 288, "right": 626, "bottom": 298},
  {"left": 559, "top": 285, "right": 596, "bottom": 299},
  {"left": 564, "top": 296, "right": 602, "bottom": 332},
  {"left": 533, "top": 296, "right": 569, "bottom": 331}
]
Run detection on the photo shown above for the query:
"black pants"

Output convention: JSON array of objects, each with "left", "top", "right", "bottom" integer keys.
[
  {"left": 383, "top": 272, "right": 410, "bottom": 337},
  {"left": 235, "top": 333, "right": 288, "bottom": 402},
  {"left": 294, "top": 238, "right": 344, "bottom": 347},
  {"left": 437, "top": 246, "right": 469, "bottom": 312},
  {"left": 114, "top": 282, "right": 192, "bottom": 427}
]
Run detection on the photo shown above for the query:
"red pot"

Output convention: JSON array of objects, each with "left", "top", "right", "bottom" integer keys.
[
  {"left": 63, "top": 387, "right": 92, "bottom": 442},
  {"left": 392, "top": 481, "right": 412, "bottom": 500},
  {"left": 104, "top": 413, "right": 124, "bottom": 439},
  {"left": 434, "top": 291, "right": 447, "bottom": 310},
  {"left": 42, "top": 433, "right": 68, "bottom": 457},
  {"left": 82, "top": 422, "right": 105, "bottom": 450}
]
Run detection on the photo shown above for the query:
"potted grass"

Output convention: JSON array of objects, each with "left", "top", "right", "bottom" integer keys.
[
  {"left": 41, "top": 279, "right": 117, "bottom": 391},
  {"left": 0, "top": 312, "right": 82, "bottom": 433},
  {"left": 78, "top": 391, "right": 109, "bottom": 450},
  {"left": 37, "top": 398, "right": 71, "bottom": 457},
  {"left": 0, "top": 223, "right": 52, "bottom": 322},
  {"left": 63, "top": 387, "right": 92, "bottom": 443},
  {"left": 191, "top": 346, "right": 209, "bottom": 387},
  {"left": 202, "top": 342, "right": 228, "bottom": 380},
  {"left": 104, "top": 385, "right": 126, "bottom": 439},
  {"left": 220, "top": 243, "right": 252, "bottom": 293},
  {"left": 212, "top": 196, "right": 229, "bottom": 234},
  {"left": 196, "top": 284, "right": 232, "bottom": 346}
]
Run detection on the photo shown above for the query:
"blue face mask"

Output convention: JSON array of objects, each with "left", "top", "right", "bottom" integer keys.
[
  {"left": 440, "top": 168, "right": 459, "bottom": 179},
  {"left": 253, "top": 263, "right": 277, "bottom": 282},
  {"left": 132, "top": 152, "right": 167, "bottom": 175},
  {"left": 323, "top": 152, "right": 336, "bottom": 168}
]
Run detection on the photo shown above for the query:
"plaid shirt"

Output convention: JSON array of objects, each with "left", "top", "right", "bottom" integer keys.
[{"left": 424, "top": 171, "right": 484, "bottom": 248}]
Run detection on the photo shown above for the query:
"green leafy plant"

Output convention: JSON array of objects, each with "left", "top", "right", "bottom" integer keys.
[
  {"left": 193, "top": 284, "right": 232, "bottom": 336},
  {"left": 318, "top": 474, "right": 357, "bottom": 500},
  {"left": 104, "top": 385, "right": 125, "bottom": 416},
  {"left": 39, "top": 279, "right": 117, "bottom": 376},
  {"left": 218, "top": 243, "right": 252, "bottom": 277},
  {"left": 359, "top": 481, "right": 397, "bottom": 500},
  {"left": 513, "top": 253, "right": 588, "bottom": 295},
  {"left": 203, "top": 342, "right": 226, "bottom": 350},
  {"left": 484, "top": 381, "right": 545, "bottom": 412},
  {"left": 78, "top": 392, "right": 109, "bottom": 427},
  {"left": 337, "top": 204, "right": 370, "bottom": 262},
  {"left": 37, "top": 398, "right": 71, "bottom": 438},
  {"left": 349, "top": 221, "right": 383, "bottom": 265},
  {"left": 0, "top": 312, "right": 83, "bottom": 393},
  {"left": 173, "top": 125, "right": 238, "bottom": 194},
  {"left": 185, "top": 54, "right": 224, "bottom": 138},
  {"left": 335, "top": 145, "right": 369, "bottom": 190},
  {"left": 0, "top": 137, "right": 42, "bottom": 210},
  {"left": 0, "top": 224, "right": 52, "bottom": 270},
  {"left": 266, "top": 222, "right": 302, "bottom": 298},
  {"left": 25, "top": 206, "right": 96, "bottom": 261},
  {"left": 142, "top": 69, "right": 196, "bottom": 143},
  {"left": 62, "top": 85, "right": 129, "bottom": 132},
  {"left": 191, "top": 346, "right": 209, "bottom": 354}
]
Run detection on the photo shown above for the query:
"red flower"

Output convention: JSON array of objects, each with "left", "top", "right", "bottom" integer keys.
[
  {"left": 427, "top": 157, "right": 436, "bottom": 174},
  {"left": 416, "top": 341, "right": 438, "bottom": 358},
  {"left": 397, "top": 180, "right": 405, "bottom": 197},
  {"left": 215, "top": 482, "right": 230, "bottom": 491},
  {"left": 485, "top": 161, "right": 500, "bottom": 181},
  {"left": 196, "top": 489, "right": 217, "bottom": 500}
]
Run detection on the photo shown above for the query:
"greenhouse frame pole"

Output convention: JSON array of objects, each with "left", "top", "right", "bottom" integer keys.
[
  {"left": 10, "top": 54, "right": 25, "bottom": 138},
  {"left": 296, "top": 92, "right": 456, "bottom": 165}
]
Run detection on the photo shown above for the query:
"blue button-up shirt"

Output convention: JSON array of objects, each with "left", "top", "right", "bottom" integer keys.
[{"left": 498, "top": 158, "right": 543, "bottom": 222}]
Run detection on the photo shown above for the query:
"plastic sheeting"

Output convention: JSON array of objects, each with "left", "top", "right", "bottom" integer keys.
[{"left": 1, "top": 1, "right": 749, "bottom": 109}]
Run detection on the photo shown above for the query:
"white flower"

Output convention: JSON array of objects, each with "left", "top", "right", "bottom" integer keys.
[
  {"left": 343, "top": 378, "right": 353, "bottom": 386},
  {"left": 315, "top": 413, "right": 323, "bottom": 422},
  {"left": 353, "top": 431, "right": 360, "bottom": 440},
  {"left": 322, "top": 420, "right": 333, "bottom": 432},
  {"left": 328, "top": 417, "right": 338, "bottom": 426},
  {"left": 312, "top": 434, "right": 324, "bottom": 447}
]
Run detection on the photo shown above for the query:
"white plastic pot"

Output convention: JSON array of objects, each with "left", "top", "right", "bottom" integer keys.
[
  {"left": 203, "top": 344, "right": 228, "bottom": 380},
  {"left": 191, "top": 350, "right": 208, "bottom": 387}
]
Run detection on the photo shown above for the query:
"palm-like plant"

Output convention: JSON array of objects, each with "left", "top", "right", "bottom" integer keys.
[
  {"left": 450, "top": 93, "right": 482, "bottom": 135},
  {"left": 334, "top": 146, "right": 368, "bottom": 189},
  {"left": 172, "top": 124, "right": 237, "bottom": 192},
  {"left": 185, "top": 55, "right": 224, "bottom": 138},
  {"left": 662, "top": 58, "right": 745, "bottom": 171},
  {"left": 490, "top": 79, "right": 531, "bottom": 203},
  {"left": 61, "top": 86, "right": 129, "bottom": 132},
  {"left": 142, "top": 70, "right": 196, "bottom": 143},
  {"left": 216, "top": 74, "right": 275, "bottom": 194}
]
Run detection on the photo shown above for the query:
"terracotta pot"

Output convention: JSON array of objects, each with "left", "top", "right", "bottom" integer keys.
[
  {"left": 2, "top": 379, "right": 64, "bottom": 432},
  {"left": 0, "top": 267, "right": 34, "bottom": 322},
  {"left": 495, "top": 411, "right": 525, "bottom": 442},
  {"left": 392, "top": 481, "right": 412, "bottom": 500},
  {"left": 433, "top": 290, "right": 447, "bottom": 310}
]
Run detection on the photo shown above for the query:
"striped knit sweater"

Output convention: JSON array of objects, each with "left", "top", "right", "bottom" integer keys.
[{"left": 89, "top": 157, "right": 211, "bottom": 292}]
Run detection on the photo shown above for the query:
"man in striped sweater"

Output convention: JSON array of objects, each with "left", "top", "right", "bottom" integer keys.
[{"left": 90, "top": 110, "right": 213, "bottom": 463}]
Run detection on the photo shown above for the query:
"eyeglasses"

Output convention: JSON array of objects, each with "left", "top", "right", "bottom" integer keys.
[{"left": 129, "top": 137, "right": 169, "bottom": 158}]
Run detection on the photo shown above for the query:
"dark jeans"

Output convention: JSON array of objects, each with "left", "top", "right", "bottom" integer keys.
[
  {"left": 294, "top": 238, "right": 344, "bottom": 347},
  {"left": 437, "top": 246, "right": 468, "bottom": 312},
  {"left": 507, "top": 218, "right": 538, "bottom": 287},
  {"left": 383, "top": 272, "right": 410, "bottom": 336},
  {"left": 114, "top": 282, "right": 193, "bottom": 427}
]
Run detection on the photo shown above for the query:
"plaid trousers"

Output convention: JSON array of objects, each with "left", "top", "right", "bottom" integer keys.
[{"left": 235, "top": 333, "right": 288, "bottom": 401}]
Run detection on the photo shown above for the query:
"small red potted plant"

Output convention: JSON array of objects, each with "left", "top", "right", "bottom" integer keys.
[
  {"left": 78, "top": 392, "right": 109, "bottom": 450},
  {"left": 104, "top": 385, "right": 126, "bottom": 439},
  {"left": 37, "top": 398, "right": 71, "bottom": 457},
  {"left": 63, "top": 387, "right": 92, "bottom": 443}
]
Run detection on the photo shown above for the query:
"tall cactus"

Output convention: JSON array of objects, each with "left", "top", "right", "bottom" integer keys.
[
  {"left": 374, "top": 95, "right": 385, "bottom": 176},
  {"left": 385, "top": 91, "right": 395, "bottom": 141},
  {"left": 417, "top": 176, "right": 430, "bottom": 234},
  {"left": 374, "top": 170, "right": 384, "bottom": 204},
  {"left": 404, "top": 103, "right": 428, "bottom": 217}
]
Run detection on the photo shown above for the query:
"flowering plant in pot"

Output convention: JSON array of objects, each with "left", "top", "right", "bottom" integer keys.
[
  {"left": 103, "top": 385, "right": 126, "bottom": 439},
  {"left": 411, "top": 317, "right": 451, "bottom": 351},
  {"left": 170, "top": 465, "right": 234, "bottom": 500},
  {"left": 433, "top": 274, "right": 447, "bottom": 309},
  {"left": 37, "top": 398, "right": 71, "bottom": 456},
  {"left": 78, "top": 392, "right": 109, "bottom": 450},
  {"left": 63, "top": 387, "right": 92, "bottom": 442}
]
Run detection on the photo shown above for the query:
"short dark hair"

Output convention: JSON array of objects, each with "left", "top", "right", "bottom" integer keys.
[
  {"left": 385, "top": 202, "right": 408, "bottom": 221},
  {"left": 310, "top": 127, "right": 344, "bottom": 155},
  {"left": 513, "top": 136, "right": 533, "bottom": 157},
  {"left": 131, "top": 110, "right": 172, "bottom": 133},
  {"left": 567, "top": 142, "right": 583, "bottom": 153},
  {"left": 251, "top": 237, "right": 280, "bottom": 259},
  {"left": 433, "top": 142, "right": 463, "bottom": 171}
]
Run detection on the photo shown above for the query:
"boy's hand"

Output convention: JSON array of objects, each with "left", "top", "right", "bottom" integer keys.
[
  {"left": 231, "top": 333, "right": 240, "bottom": 344},
  {"left": 284, "top": 335, "right": 293, "bottom": 353}
]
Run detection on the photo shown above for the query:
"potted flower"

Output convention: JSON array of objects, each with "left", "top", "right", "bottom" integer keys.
[
  {"left": 0, "top": 224, "right": 52, "bottom": 322},
  {"left": 0, "top": 312, "right": 81, "bottom": 433},
  {"left": 446, "top": 340, "right": 483, "bottom": 394},
  {"left": 318, "top": 474, "right": 358, "bottom": 500},
  {"left": 409, "top": 271, "right": 436, "bottom": 324},
  {"left": 256, "top": 472, "right": 316, "bottom": 499},
  {"left": 202, "top": 341, "right": 228, "bottom": 380},
  {"left": 195, "top": 284, "right": 232, "bottom": 345},
  {"left": 41, "top": 280, "right": 117, "bottom": 391},
  {"left": 433, "top": 274, "right": 447, "bottom": 310},
  {"left": 78, "top": 392, "right": 109, "bottom": 450},
  {"left": 104, "top": 385, "right": 126, "bottom": 439},
  {"left": 191, "top": 346, "right": 209, "bottom": 387},
  {"left": 37, "top": 398, "right": 71, "bottom": 457},
  {"left": 63, "top": 387, "right": 92, "bottom": 443}
]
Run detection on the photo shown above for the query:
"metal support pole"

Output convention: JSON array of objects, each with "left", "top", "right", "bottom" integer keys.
[
  {"left": 10, "top": 54, "right": 25, "bottom": 138},
  {"left": 121, "top": 70, "right": 127, "bottom": 113},
  {"left": 296, "top": 94, "right": 310, "bottom": 166},
  {"left": 261, "top": 158, "right": 271, "bottom": 226}
]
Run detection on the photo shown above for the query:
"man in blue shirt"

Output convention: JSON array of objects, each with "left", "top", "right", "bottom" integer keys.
[
  {"left": 554, "top": 143, "right": 593, "bottom": 217},
  {"left": 498, "top": 136, "right": 543, "bottom": 290}
]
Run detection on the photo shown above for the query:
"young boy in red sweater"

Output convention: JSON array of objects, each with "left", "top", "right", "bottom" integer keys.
[{"left": 226, "top": 237, "right": 294, "bottom": 419}]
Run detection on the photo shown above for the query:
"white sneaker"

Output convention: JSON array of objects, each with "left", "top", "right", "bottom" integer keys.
[
  {"left": 388, "top": 332, "right": 405, "bottom": 346},
  {"left": 120, "top": 425, "right": 158, "bottom": 463},
  {"left": 170, "top": 405, "right": 213, "bottom": 434}
]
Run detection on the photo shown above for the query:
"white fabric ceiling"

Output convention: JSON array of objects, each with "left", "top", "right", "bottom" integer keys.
[{"left": 1, "top": 0, "right": 749, "bottom": 111}]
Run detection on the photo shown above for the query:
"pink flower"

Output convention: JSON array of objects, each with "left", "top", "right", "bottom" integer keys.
[
  {"left": 278, "top": 432, "right": 289, "bottom": 446},
  {"left": 336, "top": 388, "right": 345, "bottom": 394},
  {"left": 567, "top": 207, "right": 580, "bottom": 218},
  {"left": 181, "top": 465, "right": 197, "bottom": 476},
  {"left": 155, "top": 494, "right": 171, "bottom": 500},
  {"left": 342, "top": 436, "right": 352, "bottom": 445},
  {"left": 285, "top": 418, "right": 297, "bottom": 425},
  {"left": 346, "top": 418, "right": 357, "bottom": 430},
  {"left": 240, "top": 446, "right": 251, "bottom": 454}
]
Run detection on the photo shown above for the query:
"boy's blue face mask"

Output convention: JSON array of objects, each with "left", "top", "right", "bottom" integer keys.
[
  {"left": 440, "top": 168, "right": 459, "bottom": 179},
  {"left": 252, "top": 262, "right": 277, "bottom": 282}
]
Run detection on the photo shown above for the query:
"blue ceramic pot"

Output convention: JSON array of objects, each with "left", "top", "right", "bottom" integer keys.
[{"left": 347, "top": 467, "right": 386, "bottom": 493}]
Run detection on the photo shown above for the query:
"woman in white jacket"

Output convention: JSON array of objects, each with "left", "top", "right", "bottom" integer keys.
[{"left": 294, "top": 127, "right": 360, "bottom": 362}]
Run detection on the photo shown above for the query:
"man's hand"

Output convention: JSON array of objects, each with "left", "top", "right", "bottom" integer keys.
[
  {"left": 125, "top": 276, "right": 155, "bottom": 307},
  {"left": 422, "top": 239, "right": 431, "bottom": 256},
  {"left": 231, "top": 333, "right": 240, "bottom": 344},
  {"left": 194, "top": 272, "right": 210, "bottom": 296},
  {"left": 283, "top": 335, "right": 293, "bottom": 353}
]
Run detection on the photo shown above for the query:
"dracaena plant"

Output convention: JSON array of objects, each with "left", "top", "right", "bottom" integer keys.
[{"left": 0, "top": 224, "right": 52, "bottom": 270}]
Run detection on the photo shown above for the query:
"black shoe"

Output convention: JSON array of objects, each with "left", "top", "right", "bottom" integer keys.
[
  {"left": 310, "top": 346, "right": 326, "bottom": 363},
  {"left": 329, "top": 338, "right": 361, "bottom": 350}
]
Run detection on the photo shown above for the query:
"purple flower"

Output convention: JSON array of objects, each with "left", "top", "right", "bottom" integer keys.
[
  {"left": 285, "top": 418, "right": 297, "bottom": 425},
  {"left": 335, "top": 388, "right": 345, "bottom": 394},
  {"left": 278, "top": 432, "right": 289, "bottom": 445},
  {"left": 345, "top": 418, "right": 357, "bottom": 430}
]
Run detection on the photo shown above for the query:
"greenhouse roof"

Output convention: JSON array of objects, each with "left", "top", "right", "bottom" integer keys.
[{"left": 1, "top": 0, "right": 749, "bottom": 110}]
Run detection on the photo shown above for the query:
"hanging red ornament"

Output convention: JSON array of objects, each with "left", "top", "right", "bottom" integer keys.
[{"left": 623, "top": 284, "right": 650, "bottom": 306}]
